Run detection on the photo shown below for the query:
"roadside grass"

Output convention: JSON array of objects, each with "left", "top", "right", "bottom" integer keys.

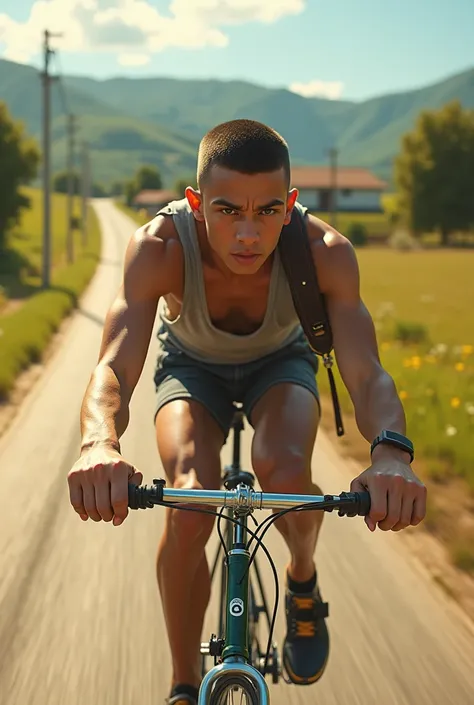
[{"left": 0, "top": 188, "right": 101, "bottom": 401}]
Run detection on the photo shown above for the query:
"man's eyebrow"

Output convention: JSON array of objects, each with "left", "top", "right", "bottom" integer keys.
[
  {"left": 210, "top": 198, "right": 286, "bottom": 209},
  {"left": 257, "top": 199, "right": 286, "bottom": 208},
  {"left": 210, "top": 198, "right": 243, "bottom": 209}
]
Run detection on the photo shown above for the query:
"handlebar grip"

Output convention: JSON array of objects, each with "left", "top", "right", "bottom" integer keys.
[
  {"left": 355, "top": 490, "right": 371, "bottom": 516},
  {"left": 335, "top": 491, "right": 371, "bottom": 517},
  {"left": 128, "top": 479, "right": 166, "bottom": 510},
  {"left": 128, "top": 483, "right": 143, "bottom": 510}
]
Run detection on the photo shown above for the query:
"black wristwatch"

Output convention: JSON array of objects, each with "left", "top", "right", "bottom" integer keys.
[{"left": 370, "top": 430, "right": 414, "bottom": 463}]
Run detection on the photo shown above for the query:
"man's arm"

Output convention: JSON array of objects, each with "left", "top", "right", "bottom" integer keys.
[
  {"left": 313, "top": 233, "right": 407, "bottom": 452},
  {"left": 80, "top": 216, "right": 179, "bottom": 454},
  {"left": 309, "top": 218, "right": 426, "bottom": 532}
]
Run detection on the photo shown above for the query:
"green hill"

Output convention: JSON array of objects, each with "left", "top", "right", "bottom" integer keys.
[
  {"left": 0, "top": 59, "right": 201, "bottom": 186},
  {"left": 1, "top": 58, "right": 473, "bottom": 188}
]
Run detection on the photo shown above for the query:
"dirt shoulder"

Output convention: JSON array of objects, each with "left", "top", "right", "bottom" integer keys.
[{"left": 319, "top": 395, "right": 474, "bottom": 624}]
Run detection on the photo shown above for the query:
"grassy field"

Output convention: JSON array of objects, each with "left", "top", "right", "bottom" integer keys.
[
  {"left": 316, "top": 246, "right": 474, "bottom": 573},
  {"left": 318, "top": 248, "right": 474, "bottom": 476},
  {"left": 115, "top": 200, "right": 145, "bottom": 225},
  {"left": 0, "top": 187, "right": 101, "bottom": 401}
]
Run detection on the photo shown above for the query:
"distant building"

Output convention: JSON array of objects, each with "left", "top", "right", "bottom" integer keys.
[
  {"left": 132, "top": 189, "right": 179, "bottom": 216},
  {"left": 291, "top": 166, "right": 387, "bottom": 213}
]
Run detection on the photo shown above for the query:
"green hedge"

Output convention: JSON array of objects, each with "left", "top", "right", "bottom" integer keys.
[{"left": 0, "top": 207, "right": 101, "bottom": 400}]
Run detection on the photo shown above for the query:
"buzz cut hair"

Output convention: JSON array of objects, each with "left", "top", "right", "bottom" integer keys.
[{"left": 197, "top": 119, "right": 290, "bottom": 189}]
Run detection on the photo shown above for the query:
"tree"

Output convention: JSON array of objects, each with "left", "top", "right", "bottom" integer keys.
[
  {"left": 53, "top": 170, "right": 107, "bottom": 198},
  {"left": 175, "top": 175, "right": 197, "bottom": 198},
  {"left": 0, "top": 102, "right": 40, "bottom": 250},
  {"left": 135, "top": 165, "right": 163, "bottom": 191},
  {"left": 125, "top": 164, "right": 163, "bottom": 206},
  {"left": 53, "top": 169, "right": 81, "bottom": 195},
  {"left": 91, "top": 182, "right": 107, "bottom": 197},
  {"left": 394, "top": 101, "right": 474, "bottom": 246},
  {"left": 109, "top": 180, "right": 125, "bottom": 196}
]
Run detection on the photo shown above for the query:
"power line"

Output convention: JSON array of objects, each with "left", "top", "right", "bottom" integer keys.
[
  {"left": 40, "top": 29, "right": 62, "bottom": 289},
  {"left": 81, "top": 141, "right": 90, "bottom": 247},
  {"left": 66, "top": 114, "right": 77, "bottom": 263},
  {"left": 50, "top": 44, "right": 79, "bottom": 264},
  {"left": 329, "top": 146, "right": 338, "bottom": 230},
  {"left": 51, "top": 50, "right": 71, "bottom": 117}
]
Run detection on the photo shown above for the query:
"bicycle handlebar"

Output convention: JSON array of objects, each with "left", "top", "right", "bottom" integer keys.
[{"left": 128, "top": 479, "right": 371, "bottom": 517}]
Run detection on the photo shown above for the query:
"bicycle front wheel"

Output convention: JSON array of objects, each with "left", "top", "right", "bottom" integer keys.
[{"left": 209, "top": 674, "right": 259, "bottom": 705}]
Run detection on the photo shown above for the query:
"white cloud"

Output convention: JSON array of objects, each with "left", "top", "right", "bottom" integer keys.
[
  {"left": 289, "top": 79, "right": 345, "bottom": 100},
  {"left": 0, "top": 0, "right": 305, "bottom": 65}
]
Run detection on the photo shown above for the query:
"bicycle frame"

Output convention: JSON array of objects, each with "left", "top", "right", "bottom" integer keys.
[
  {"left": 198, "top": 505, "right": 270, "bottom": 705},
  {"left": 200, "top": 408, "right": 271, "bottom": 704}
]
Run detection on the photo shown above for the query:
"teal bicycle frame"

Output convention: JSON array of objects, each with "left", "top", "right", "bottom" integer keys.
[{"left": 130, "top": 480, "right": 369, "bottom": 704}]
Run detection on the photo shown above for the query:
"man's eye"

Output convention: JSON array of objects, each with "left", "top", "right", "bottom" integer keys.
[
  {"left": 221, "top": 208, "right": 236, "bottom": 215},
  {"left": 261, "top": 208, "right": 276, "bottom": 216}
]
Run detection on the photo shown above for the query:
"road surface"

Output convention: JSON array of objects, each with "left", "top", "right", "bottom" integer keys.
[{"left": 1, "top": 200, "right": 474, "bottom": 704}]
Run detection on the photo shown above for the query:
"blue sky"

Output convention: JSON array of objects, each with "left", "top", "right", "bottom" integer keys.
[{"left": 0, "top": 0, "right": 473, "bottom": 101}]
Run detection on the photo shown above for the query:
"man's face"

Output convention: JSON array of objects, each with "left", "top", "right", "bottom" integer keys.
[{"left": 186, "top": 165, "right": 298, "bottom": 275}]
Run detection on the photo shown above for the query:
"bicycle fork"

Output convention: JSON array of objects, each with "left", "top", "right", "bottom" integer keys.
[{"left": 199, "top": 512, "right": 270, "bottom": 705}]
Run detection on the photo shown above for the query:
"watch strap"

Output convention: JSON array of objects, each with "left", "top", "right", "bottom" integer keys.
[{"left": 370, "top": 430, "right": 414, "bottom": 462}]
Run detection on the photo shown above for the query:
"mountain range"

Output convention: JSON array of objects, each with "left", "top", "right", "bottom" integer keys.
[{"left": 1, "top": 58, "right": 473, "bottom": 189}]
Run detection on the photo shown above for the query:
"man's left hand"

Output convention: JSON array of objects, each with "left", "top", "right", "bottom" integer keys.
[{"left": 350, "top": 457, "right": 427, "bottom": 532}]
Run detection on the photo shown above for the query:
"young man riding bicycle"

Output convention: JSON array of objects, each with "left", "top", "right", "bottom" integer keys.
[{"left": 68, "top": 119, "right": 426, "bottom": 705}]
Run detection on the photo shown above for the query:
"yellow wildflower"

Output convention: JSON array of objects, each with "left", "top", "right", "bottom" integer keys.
[
  {"left": 461, "top": 345, "right": 473, "bottom": 356},
  {"left": 399, "top": 390, "right": 408, "bottom": 400},
  {"left": 455, "top": 362, "right": 465, "bottom": 372},
  {"left": 411, "top": 356, "right": 421, "bottom": 369},
  {"left": 451, "top": 397, "right": 461, "bottom": 409}
]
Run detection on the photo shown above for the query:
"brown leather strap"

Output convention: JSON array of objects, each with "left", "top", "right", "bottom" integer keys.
[
  {"left": 278, "top": 208, "right": 345, "bottom": 437},
  {"left": 326, "top": 362, "right": 345, "bottom": 437},
  {"left": 278, "top": 208, "right": 333, "bottom": 355}
]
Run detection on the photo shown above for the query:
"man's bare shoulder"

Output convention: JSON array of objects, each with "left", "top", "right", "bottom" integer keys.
[
  {"left": 124, "top": 214, "right": 183, "bottom": 298},
  {"left": 135, "top": 213, "right": 182, "bottom": 254},
  {"left": 305, "top": 212, "right": 359, "bottom": 295}
]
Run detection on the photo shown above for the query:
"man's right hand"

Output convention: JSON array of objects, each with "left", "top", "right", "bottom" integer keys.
[{"left": 67, "top": 445, "right": 143, "bottom": 526}]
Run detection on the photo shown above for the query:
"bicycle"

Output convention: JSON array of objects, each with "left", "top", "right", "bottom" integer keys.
[{"left": 128, "top": 402, "right": 371, "bottom": 705}]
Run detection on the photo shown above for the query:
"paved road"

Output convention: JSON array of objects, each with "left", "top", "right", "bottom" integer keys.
[{"left": 1, "top": 200, "right": 474, "bottom": 704}]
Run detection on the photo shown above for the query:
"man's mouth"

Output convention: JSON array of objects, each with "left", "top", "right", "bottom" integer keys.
[{"left": 231, "top": 252, "right": 261, "bottom": 266}]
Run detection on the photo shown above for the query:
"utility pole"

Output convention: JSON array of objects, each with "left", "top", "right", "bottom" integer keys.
[
  {"left": 329, "top": 146, "right": 338, "bottom": 229},
  {"left": 66, "top": 113, "right": 77, "bottom": 264},
  {"left": 81, "top": 142, "right": 90, "bottom": 247},
  {"left": 40, "top": 29, "right": 62, "bottom": 289}
]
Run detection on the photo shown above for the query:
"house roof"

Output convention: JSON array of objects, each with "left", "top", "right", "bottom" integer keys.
[
  {"left": 133, "top": 189, "right": 179, "bottom": 205},
  {"left": 291, "top": 166, "right": 387, "bottom": 191}
]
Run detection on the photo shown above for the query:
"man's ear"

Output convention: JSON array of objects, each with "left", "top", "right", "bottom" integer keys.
[
  {"left": 185, "top": 187, "right": 205, "bottom": 221},
  {"left": 283, "top": 188, "right": 298, "bottom": 225}
]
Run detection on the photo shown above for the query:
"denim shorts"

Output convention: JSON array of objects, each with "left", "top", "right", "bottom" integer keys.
[{"left": 153, "top": 328, "right": 320, "bottom": 439}]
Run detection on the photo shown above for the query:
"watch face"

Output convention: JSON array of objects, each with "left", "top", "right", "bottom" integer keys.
[{"left": 382, "top": 430, "right": 413, "bottom": 449}]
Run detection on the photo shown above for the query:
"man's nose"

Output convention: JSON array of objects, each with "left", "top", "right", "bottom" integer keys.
[{"left": 236, "top": 220, "right": 259, "bottom": 245}]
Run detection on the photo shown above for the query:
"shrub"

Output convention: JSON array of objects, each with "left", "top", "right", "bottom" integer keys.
[
  {"left": 347, "top": 222, "right": 368, "bottom": 247},
  {"left": 393, "top": 320, "right": 429, "bottom": 345}
]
